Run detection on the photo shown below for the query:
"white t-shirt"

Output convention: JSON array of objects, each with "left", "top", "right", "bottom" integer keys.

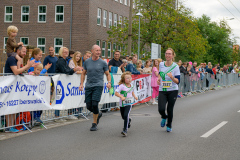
[{"left": 159, "top": 62, "right": 180, "bottom": 91}]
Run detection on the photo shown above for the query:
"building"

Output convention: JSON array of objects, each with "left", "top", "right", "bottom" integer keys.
[{"left": 0, "top": 0, "right": 130, "bottom": 72}]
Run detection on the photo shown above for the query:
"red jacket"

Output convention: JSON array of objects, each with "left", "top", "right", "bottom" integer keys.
[{"left": 212, "top": 68, "right": 216, "bottom": 75}]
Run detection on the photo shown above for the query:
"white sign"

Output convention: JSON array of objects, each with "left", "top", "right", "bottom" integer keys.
[
  {"left": 151, "top": 43, "right": 161, "bottom": 59},
  {"left": 0, "top": 75, "right": 51, "bottom": 116}
]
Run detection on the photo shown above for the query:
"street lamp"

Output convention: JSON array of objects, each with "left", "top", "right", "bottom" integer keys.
[{"left": 136, "top": 12, "right": 143, "bottom": 60}]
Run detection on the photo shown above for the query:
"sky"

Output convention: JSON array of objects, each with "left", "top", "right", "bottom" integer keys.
[{"left": 184, "top": 0, "right": 240, "bottom": 45}]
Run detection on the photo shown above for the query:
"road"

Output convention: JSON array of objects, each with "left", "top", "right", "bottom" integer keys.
[{"left": 1, "top": 85, "right": 240, "bottom": 160}]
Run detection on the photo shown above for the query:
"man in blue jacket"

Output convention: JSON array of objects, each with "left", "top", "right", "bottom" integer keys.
[{"left": 126, "top": 54, "right": 141, "bottom": 74}]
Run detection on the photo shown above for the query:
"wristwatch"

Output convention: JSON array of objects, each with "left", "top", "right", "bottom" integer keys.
[{"left": 108, "top": 81, "right": 111, "bottom": 83}]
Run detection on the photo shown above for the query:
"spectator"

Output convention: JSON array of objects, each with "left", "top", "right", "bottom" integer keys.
[
  {"left": 82, "top": 51, "right": 92, "bottom": 66},
  {"left": 128, "top": 56, "right": 133, "bottom": 64},
  {"left": 142, "top": 60, "right": 152, "bottom": 73},
  {"left": 6, "top": 25, "right": 23, "bottom": 69},
  {"left": 180, "top": 62, "right": 190, "bottom": 75},
  {"left": 4, "top": 46, "right": 36, "bottom": 133},
  {"left": 136, "top": 60, "right": 144, "bottom": 72},
  {"left": 108, "top": 50, "right": 125, "bottom": 73},
  {"left": 28, "top": 48, "right": 43, "bottom": 73},
  {"left": 229, "top": 64, "right": 233, "bottom": 73},
  {"left": 126, "top": 55, "right": 129, "bottom": 61},
  {"left": 190, "top": 62, "right": 202, "bottom": 75},
  {"left": 151, "top": 59, "right": 160, "bottom": 104},
  {"left": 126, "top": 54, "right": 141, "bottom": 74},
  {"left": 69, "top": 51, "right": 83, "bottom": 74},
  {"left": 66, "top": 50, "right": 75, "bottom": 64},
  {"left": 43, "top": 46, "right": 58, "bottom": 73},
  {"left": 55, "top": 47, "right": 81, "bottom": 121}
]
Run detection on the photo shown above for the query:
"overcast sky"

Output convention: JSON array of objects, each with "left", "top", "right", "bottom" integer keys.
[{"left": 184, "top": 0, "right": 240, "bottom": 45}]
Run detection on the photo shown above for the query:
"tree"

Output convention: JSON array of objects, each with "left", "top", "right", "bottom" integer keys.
[
  {"left": 107, "top": 0, "right": 208, "bottom": 62},
  {"left": 196, "top": 15, "right": 233, "bottom": 65}
]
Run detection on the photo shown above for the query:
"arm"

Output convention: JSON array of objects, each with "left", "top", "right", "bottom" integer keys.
[
  {"left": 105, "top": 70, "right": 111, "bottom": 89},
  {"left": 79, "top": 69, "right": 86, "bottom": 91},
  {"left": 8, "top": 38, "right": 19, "bottom": 48},
  {"left": 128, "top": 64, "right": 140, "bottom": 74},
  {"left": 58, "top": 59, "right": 75, "bottom": 75},
  {"left": 132, "top": 91, "right": 138, "bottom": 100},
  {"left": 108, "top": 65, "right": 112, "bottom": 72},
  {"left": 115, "top": 91, "right": 125, "bottom": 101},
  {"left": 10, "top": 59, "right": 36, "bottom": 75}
]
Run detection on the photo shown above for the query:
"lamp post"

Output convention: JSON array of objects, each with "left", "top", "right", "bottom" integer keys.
[{"left": 136, "top": 12, "right": 143, "bottom": 60}]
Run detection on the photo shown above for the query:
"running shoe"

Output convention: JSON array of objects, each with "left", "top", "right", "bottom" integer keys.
[
  {"left": 97, "top": 112, "right": 102, "bottom": 124},
  {"left": 152, "top": 102, "right": 158, "bottom": 105},
  {"left": 161, "top": 119, "right": 166, "bottom": 128},
  {"left": 128, "top": 118, "right": 132, "bottom": 128},
  {"left": 121, "top": 129, "right": 127, "bottom": 137},
  {"left": 166, "top": 127, "right": 172, "bottom": 132},
  {"left": 5, "top": 127, "right": 19, "bottom": 133},
  {"left": 90, "top": 123, "right": 98, "bottom": 131}
]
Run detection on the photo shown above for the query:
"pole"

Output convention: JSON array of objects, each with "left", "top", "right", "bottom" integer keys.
[
  {"left": 127, "top": 0, "right": 133, "bottom": 56},
  {"left": 137, "top": 15, "right": 140, "bottom": 60}
]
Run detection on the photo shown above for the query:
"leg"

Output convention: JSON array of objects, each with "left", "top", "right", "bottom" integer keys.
[
  {"left": 92, "top": 100, "right": 99, "bottom": 124},
  {"left": 158, "top": 91, "right": 168, "bottom": 119},
  {"left": 16, "top": 54, "right": 22, "bottom": 69},
  {"left": 122, "top": 105, "right": 132, "bottom": 131},
  {"left": 120, "top": 107, "right": 125, "bottom": 120},
  {"left": 166, "top": 90, "right": 178, "bottom": 128}
]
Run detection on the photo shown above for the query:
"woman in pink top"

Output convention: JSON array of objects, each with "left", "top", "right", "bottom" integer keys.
[
  {"left": 69, "top": 51, "right": 83, "bottom": 74},
  {"left": 151, "top": 59, "right": 161, "bottom": 104}
]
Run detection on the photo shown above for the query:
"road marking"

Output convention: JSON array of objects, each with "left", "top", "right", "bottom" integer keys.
[
  {"left": 238, "top": 110, "right": 240, "bottom": 113},
  {"left": 201, "top": 121, "right": 228, "bottom": 138}
]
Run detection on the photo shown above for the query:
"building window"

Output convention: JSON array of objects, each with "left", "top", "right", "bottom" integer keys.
[
  {"left": 118, "top": 45, "right": 121, "bottom": 52},
  {"left": 124, "top": 0, "right": 128, "bottom": 5},
  {"left": 108, "top": 42, "right": 111, "bottom": 58},
  {"left": 103, "top": 10, "right": 107, "bottom": 27},
  {"left": 20, "top": 37, "right": 29, "bottom": 46},
  {"left": 109, "top": 12, "right": 112, "bottom": 28},
  {"left": 123, "top": 17, "right": 126, "bottom": 28},
  {"left": 119, "top": 16, "right": 122, "bottom": 25},
  {"left": 55, "top": 5, "right": 64, "bottom": 22},
  {"left": 21, "top": 6, "right": 30, "bottom": 22},
  {"left": 5, "top": 6, "right": 13, "bottom": 22},
  {"left": 114, "top": 14, "right": 117, "bottom": 27},
  {"left": 120, "top": 0, "right": 123, "bottom": 4},
  {"left": 54, "top": 38, "right": 63, "bottom": 54},
  {"left": 96, "top": 40, "right": 101, "bottom": 47},
  {"left": 97, "top": 8, "right": 101, "bottom": 25},
  {"left": 113, "top": 43, "right": 116, "bottom": 52},
  {"left": 4, "top": 37, "right": 8, "bottom": 53},
  {"left": 38, "top": 6, "right": 46, "bottom": 22},
  {"left": 102, "top": 41, "right": 106, "bottom": 57},
  {"left": 37, "top": 38, "right": 46, "bottom": 53}
]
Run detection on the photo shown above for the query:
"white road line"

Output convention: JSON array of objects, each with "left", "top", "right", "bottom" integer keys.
[
  {"left": 201, "top": 121, "right": 228, "bottom": 138},
  {"left": 238, "top": 110, "right": 240, "bottom": 113}
]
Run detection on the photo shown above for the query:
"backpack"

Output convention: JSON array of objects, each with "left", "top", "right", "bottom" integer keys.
[{"left": 15, "top": 112, "right": 31, "bottom": 131}]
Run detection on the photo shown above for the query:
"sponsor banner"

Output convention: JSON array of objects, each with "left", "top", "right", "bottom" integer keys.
[
  {"left": 51, "top": 74, "right": 121, "bottom": 110},
  {"left": 0, "top": 75, "right": 51, "bottom": 116},
  {"left": 131, "top": 74, "right": 152, "bottom": 105},
  {"left": 51, "top": 74, "right": 151, "bottom": 110}
]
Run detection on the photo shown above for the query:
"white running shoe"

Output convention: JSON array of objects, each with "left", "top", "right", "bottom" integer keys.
[{"left": 152, "top": 102, "right": 158, "bottom": 105}]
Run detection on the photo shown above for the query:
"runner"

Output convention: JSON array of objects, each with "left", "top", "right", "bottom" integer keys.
[
  {"left": 157, "top": 48, "right": 180, "bottom": 132},
  {"left": 79, "top": 45, "right": 111, "bottom": 131},
  {"left": 115, "top": 71, "right": 138, "bottom": 137}
]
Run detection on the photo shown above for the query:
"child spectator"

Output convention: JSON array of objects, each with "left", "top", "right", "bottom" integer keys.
[
  {"left": 69, "top": 51, "right": 83, "bottom": 74},
  {"left": 115, "top": 72, "right": 138, "bottom": 137},
  {"left": 151, "top": 59, "right": 160, "bottom": 104},
  {"left": 28, "top": 48, "right": 43, "bottom": 73},
  {"left": 29, "top": 63, "right": 52, "bottom": 124},
  {"left": 6, "top": 25, "right": 23, "bottom": 69}
]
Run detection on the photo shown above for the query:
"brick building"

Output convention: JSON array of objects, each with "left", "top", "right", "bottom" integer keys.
[{"left": 0, "top": 0, "right": 130, "bottom": 72}]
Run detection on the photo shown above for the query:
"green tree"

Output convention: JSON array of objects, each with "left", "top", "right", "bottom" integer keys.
[
  {"left": 107, "top": 0, "right": 208, "bottom": 62},
  {"left": 196, "top": 15, "right": 233, "bottom": 65}
]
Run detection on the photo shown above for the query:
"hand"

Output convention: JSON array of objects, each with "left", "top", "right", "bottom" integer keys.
[
  {"left": 107, "top": 82, "right": 111, "bottom": 89},
  {"left": 44, "top": 63, "right": 52, "bottom": 70},
  {"left": 121, "top": 96, "right": 126, "bottom": 101},
  {"left": 74, "top": 66, "right": 81, "bottom": 72},
  {"left": 157, "top": 78, "right": 161, "bottom": 85},
  {"left": 167, "top": 72, "right": 173, "bottom": 79},
  {"left": 18, "top": 42, "right": 23, "bottom": 46},
  {"left": 135, "top": 96, "right": 138, "bottom": 100},
  {"left": 140, "top": 71, "right": 143, "bottom": 74},
  {"left": 79, "top": 85, "right": 83, "bottom": 91},
  {"left": 27, "top": 59, "right": 36, "bottom": 68}
]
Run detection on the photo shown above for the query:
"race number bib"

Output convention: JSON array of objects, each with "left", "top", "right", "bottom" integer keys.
[
  {"left": 162, "top": 80, "right": 172, "bottom": 88},
  {"left": 122, "top": 97, "right": 134, "bottom": 106}
]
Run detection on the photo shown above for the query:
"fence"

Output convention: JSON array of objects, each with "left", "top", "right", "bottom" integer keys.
[{"left": 1, "top": 72, "right": 240, "bottom": 132}]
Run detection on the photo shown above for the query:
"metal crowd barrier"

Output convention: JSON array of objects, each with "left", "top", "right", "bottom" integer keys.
[{"left": 1, "top": 72, "right": 240, "bottom": 133}]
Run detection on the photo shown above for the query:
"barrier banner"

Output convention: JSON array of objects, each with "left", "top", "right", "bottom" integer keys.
[
  {"left": 0, "top": 75, "right": 51, "bottom": 116},
  {"left": 131, "top": 74, "right": 152, "bottom": 104},
  {"left": 51, "top": 74, "right": 121, "bottom": 110},
  {"left": 51, "top": 74, "right": 151, "bottom": 110}
]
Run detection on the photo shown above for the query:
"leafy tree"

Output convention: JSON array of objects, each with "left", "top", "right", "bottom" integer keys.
[{"left": 107, "top": 0, "right": 208, "bottom": 62}]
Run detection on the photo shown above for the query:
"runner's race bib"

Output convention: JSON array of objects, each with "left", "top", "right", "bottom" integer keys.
[
  {"left": 162, "top": 80, "right": 172, "bottom": 88},
  {"left": 122, "top": 97, "right": 134, "bottom": 106}
]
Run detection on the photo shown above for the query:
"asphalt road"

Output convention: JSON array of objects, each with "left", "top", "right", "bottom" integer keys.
[{"left": 1, "top": 85, "right": 240, "bottom": 160}]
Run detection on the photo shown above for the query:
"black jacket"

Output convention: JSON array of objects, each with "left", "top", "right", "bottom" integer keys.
[
  {"left": 179, "top": 65, "right": 188, "bottom": 75},
  {"left": 55, "top": 56, "right": 74, "bottom": 75}
]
